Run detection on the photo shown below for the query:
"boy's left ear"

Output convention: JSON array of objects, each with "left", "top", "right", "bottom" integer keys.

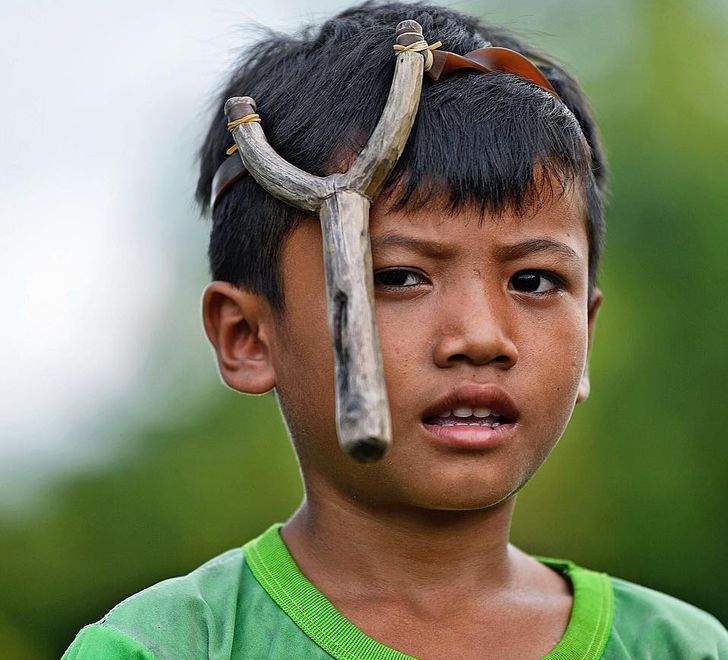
[{"left": 576, "top": 288, "right": 603, "bottom": 404}]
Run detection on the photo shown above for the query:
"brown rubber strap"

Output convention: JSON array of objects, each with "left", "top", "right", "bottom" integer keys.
[
  {"left": 211, "top": 153, "right": 246, "bottom": 211},
  {"left": 427, "top": 46, "right": 558, "bottom": 97}
]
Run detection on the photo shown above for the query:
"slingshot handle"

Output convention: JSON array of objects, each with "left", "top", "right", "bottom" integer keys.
[
  {"left": 223, "top": 20, "right": 428, "bottom": 462},
  {"left": 319, "top": 191, "right": 391, "bottom": 462}
]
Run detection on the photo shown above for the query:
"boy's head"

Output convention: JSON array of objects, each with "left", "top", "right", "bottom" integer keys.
[{"left": 199, "top": 2, "right": 606, "bottom": 511}]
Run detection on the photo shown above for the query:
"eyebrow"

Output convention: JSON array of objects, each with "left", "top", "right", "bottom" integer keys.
[
  {"left": 495, "top": 238, "right": 581, "bottom": 263},
  {"left": 369, "top": 232, "right": 456, "bottom": 258},
  {"left": 370, "top": 232, "right": 581, "bottom": 263}
]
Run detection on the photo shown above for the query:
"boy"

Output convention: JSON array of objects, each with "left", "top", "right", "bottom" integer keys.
[{"left": 64, "top": 2, "right": 727, "bottom": 658}]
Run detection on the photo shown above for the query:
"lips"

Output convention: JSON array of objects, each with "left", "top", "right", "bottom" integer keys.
[
  {"left": 420, "top": 384, "right": 520, "bottom": 450},
  {"left": 421, "top": 383, "right": 520, "bottom": 425}
]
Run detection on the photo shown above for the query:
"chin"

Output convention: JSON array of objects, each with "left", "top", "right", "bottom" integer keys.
[
  {"left": 399, "top": 471, "right": 528, "bottom": 512},
  {"left": 422, "top": 495, "right": 514, "bottom": 512}
]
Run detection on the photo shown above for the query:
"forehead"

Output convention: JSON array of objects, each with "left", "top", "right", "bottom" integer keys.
[{"left": 369, "top": 181, "right": 589, "bottom": 264}]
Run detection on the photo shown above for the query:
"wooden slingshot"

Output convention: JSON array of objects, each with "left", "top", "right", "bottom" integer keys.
[{"left": 223, "top": 20, "right": 433, "bottom": 463}]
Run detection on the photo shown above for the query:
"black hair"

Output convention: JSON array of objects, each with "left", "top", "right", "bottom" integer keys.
[{"left": 196, "top": 1, "right": 607, "bottom": 311}]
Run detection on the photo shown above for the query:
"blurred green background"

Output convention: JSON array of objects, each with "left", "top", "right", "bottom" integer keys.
[{"left": 1, "top": 0, "right": 727, "bottom": 657}]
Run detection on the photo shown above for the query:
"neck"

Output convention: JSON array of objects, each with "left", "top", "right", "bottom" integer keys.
[{"left": 281, "top": 476, "right": 518, "bottom": 607}]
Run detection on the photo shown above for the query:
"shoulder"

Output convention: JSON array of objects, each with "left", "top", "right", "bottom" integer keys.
[
  {"left": 64, "top": 547, "right": 252, "bottom": 660},
  {"left": 102, "top": 546, "right": 247, "bottom": 631},
  {"left": 606, "top": 575, "right": 728, "bottom": 658}
]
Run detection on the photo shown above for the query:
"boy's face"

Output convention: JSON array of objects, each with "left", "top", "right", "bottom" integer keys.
[{"left": 211, "top": 179, "right": 601, "bottom": 511}]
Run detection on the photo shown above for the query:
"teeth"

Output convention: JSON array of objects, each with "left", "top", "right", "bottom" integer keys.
[
  {"left": 431, "top": 406, "right": 503, "bottom": 422},
  {"left": 440, "top": 420, "right": 500, "bottom": 427}
]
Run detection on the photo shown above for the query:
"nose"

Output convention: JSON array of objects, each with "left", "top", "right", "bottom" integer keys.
[{"left": 432, "top": 288, "right": 518, "bottom": 370}]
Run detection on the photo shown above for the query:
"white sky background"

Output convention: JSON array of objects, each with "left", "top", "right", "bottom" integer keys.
[
  {"left": 0, "top": 0, "right": 641, "bottom": 500},
  {"left": 0, "top": 0, "right": 359, "bottom": 492}
]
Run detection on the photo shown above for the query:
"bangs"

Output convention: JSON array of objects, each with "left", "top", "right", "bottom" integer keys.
[
  {"left": 198, "top": 2, "right": 607, "bottom": 311},
  {"left": 383, "top": 72, "right": 593, "bottom": 217}
]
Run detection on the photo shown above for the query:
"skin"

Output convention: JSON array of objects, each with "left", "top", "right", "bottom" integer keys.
[{"left": 202, "top": 181, "right": 602, "bottom": 659}]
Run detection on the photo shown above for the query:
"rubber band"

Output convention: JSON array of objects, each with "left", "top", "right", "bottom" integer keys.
[
  {"left": 227, "top": 113, "right": 261, "bottom": 131},
  {"left": 225, "top": 113, "right": 261, "bottom": 155},
  {"left": 393, "top": 38, "right": 442, "bottom": 72}
]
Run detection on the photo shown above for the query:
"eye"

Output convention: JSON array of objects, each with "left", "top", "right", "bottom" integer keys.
[
  {"left": 373, "top": 268, "right": 428, "bottom": 288},
  {"left": 509, "top": 270, "right": 563, "bottom": 295}
]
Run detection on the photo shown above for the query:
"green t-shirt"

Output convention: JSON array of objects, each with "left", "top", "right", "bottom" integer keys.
[{"left": 63, "top": 523, "right": 727, "bottom": 659}]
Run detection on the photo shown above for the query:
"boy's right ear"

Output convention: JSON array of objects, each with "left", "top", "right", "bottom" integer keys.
[{"left": 201, "top": 282, "right": 276, "bottom": 394}]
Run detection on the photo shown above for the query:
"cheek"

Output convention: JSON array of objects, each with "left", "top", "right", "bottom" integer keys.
[
  {"left": 271, "top": 312, "right": 342, "bottom": 472},
  {"left": 502, "top": 316, "right": 589, "bottom": 490},
  {"left": 374, "top": 303, "right": 429, "bottom": 413},
  {"left": 557, "top": 312, "right": 589, "bottom": 388},
  {"left": 523, "top": 309, "right": 589, "bottom": 427},
  {"left": 271, "top": 227, "right": 338, "bottom": 447}
]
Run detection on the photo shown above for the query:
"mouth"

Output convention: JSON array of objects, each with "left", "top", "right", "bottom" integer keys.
[
  {"left": 423, "top": 407, "right": 512, "bottom": 429},
  {"left": 420, "top": 385, "right": 520, "bottom": 450}
]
